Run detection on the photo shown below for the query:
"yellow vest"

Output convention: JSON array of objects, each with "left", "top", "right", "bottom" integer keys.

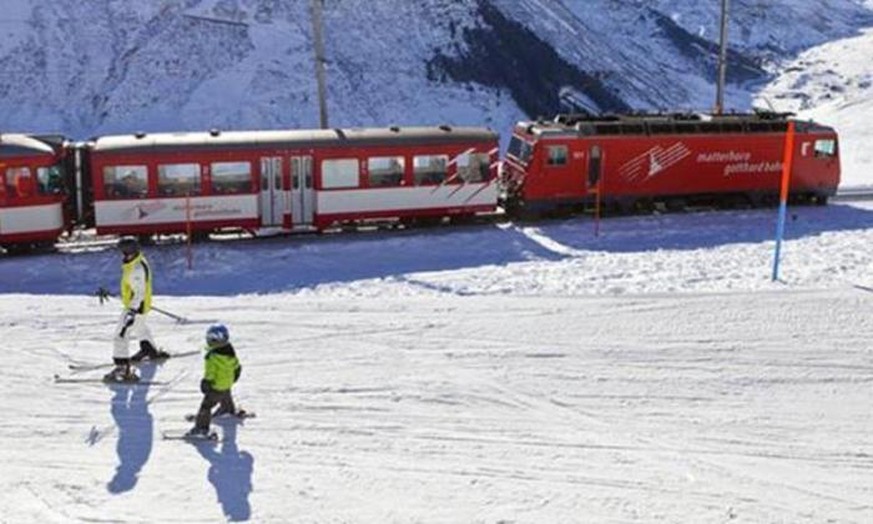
[{"left": 121, "top": 253, "right": 152, "bottom": 313}]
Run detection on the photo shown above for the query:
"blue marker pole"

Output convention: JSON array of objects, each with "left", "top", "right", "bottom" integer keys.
[{"left": 772, "top": 120, "right": 796, "bottom": 282}]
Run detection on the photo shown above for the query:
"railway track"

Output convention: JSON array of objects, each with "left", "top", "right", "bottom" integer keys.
[
  {"left": 4, "top": 189, "right": 872, "bottom": 258},
  {"left": 832, "top": 187, "right": 873, "bottom": 201}
]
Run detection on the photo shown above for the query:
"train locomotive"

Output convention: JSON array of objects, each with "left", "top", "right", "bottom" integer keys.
[
  {"left": 0, "top": 110, "right": 841, "bottom": 253},
  {"left": 502, "top": 111, "right": 839, "bottom": 216}
]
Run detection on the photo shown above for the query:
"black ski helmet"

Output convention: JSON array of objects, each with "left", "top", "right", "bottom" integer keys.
[{"left": 118, "top": 236, "right": 140, "bottom": 257}]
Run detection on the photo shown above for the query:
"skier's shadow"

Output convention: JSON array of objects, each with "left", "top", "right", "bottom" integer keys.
[
  {"left": 192, "top": 421, "right": 254, "bottom": 522},
  {"left": 106, "top": 364, "right": 156, "bottom": 494}
]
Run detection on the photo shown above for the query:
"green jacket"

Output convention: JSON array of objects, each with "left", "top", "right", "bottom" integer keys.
[{"left": 203, "top": 342, "right": 241, "bottom": 392}]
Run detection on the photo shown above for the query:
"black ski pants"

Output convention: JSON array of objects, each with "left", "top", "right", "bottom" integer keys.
[{"left": 194, "top": 389, "right": 235, "bottom": 430}]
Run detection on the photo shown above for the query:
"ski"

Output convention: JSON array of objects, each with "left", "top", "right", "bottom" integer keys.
[
  {"left": 162, "top": 430, "right": 220, "bottom": 442},
  {"left": 184, "top": 409, "right": 256, "bottom": 422},
  {"left": 53, "top": 374, "right": 172, "bottom": 385},
  {"left": 68, "top": 349, "right": 200, "bottom": 372}
]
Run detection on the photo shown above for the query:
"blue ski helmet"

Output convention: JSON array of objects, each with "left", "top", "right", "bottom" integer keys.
[{"left": 205, "top": 324, "right": 229, "bottom": 347}]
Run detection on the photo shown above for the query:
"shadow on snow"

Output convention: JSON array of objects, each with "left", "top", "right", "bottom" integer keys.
[
  {"left": 106, "top": 364, "right": 156, "bottom": 494},
  {"left": 191, "top": 420, "right": 254, "bottom": 522}
]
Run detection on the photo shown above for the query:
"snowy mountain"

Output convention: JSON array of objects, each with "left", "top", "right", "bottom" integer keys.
[
  {"left": 1, "top": 0, "right": 871, "bottom": 141},
  {"left": 757, "top": 25, "right": 873, "bottom": 189}
]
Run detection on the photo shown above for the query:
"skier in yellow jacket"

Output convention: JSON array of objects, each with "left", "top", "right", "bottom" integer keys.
[
  {"left": 104, "top": 237, "right": 167, "bottom": 383},
  {"left": 187, "top": 324, "right": 243, "bottom": 437}
]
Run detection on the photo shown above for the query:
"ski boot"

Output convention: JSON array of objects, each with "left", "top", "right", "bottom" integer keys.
[
  {"left": 131, "top": 341, "right": 170, "bottom": 362},
  {"left": 103, "top": 365, "right": 139, "bottom": 384},
  {"left": 184, "top": 426, "right": 216, "bottom": 441}
]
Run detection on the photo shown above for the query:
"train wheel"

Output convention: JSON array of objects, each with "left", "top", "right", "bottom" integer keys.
[
  {"left": 613, "top": 199, "right": 635, "bottom": 216},
  {"left": 665, "top": 198, "right": 686, "bottom": 213},
  {"left": 32, "top": 241, "right": 57, "bottom": 253},
  {"left": 188, "top": 231, "right": 210, "bottom": 243},
  {"left": 634, "top": 198, "right": 655, "bottom": 214},
  {"left": 450, "top": 214, "right": 476, "bottom": 226},
  {"left": 3, "top": 243, "right": 30, "bottom": 256},
  {"left": 719, "top": 194, "right": 750, "bottom": 210}
]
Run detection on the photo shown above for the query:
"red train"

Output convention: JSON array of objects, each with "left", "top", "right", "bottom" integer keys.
[
  {"left": 502, "top": 112, "right": 840, "bottom": 216},
  {"left": 0, "top": 134, "right": 69, "bottom": 251},
  {"left": 82, "top": 126, "right": 499, "bottom": 237},
  {"left": 0, "top": 111, "right": 840, "bottom": 253}
]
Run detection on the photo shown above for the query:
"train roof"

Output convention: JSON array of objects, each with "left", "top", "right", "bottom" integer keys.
[
  {"left": 88, "top": 126, "right": 498, "bottom": 153},
  {"left": 514, "top": 111, "right": 836, "bottom": 139},
  {"left": 0, "top": 133, "right": 57, "bottom": 158}
]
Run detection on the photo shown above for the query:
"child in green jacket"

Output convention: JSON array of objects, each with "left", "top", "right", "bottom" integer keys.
[{"left": 187, "top": 324, "right": 242, "bottom": 437}]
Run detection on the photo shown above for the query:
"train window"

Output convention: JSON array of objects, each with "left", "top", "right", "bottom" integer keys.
[
  {"left": 322, "top": 158, "right": 359, "bottom": 189},
  {"left": 413, "top": 155, "right": 447, "bottom": 185},
  {"left": 457, "top": 152, "right": 490, "bottom": 183},
  {"left": 546, "top": 145, "right": 568, "bottom": 166},
  {"left": 367, "top": 156, "right": 405, "bottom": 187},
  {"left": 674, "top": 123, "right": 699, "bottom": 134},
  {"left": 746, "top": 122, "right": 773, "bottom": 133},
  {"left": 211, "top": 162, "right": 252, "bottom": 194},
  {"left": 594, "top": 124, "right": 622, "bottom": 135},
  {"left": 158, "top": 163, "right": 201, "bottom": 197},
  {"left": 6, "top": 167, "right": 34, "bottom": 198},
  {"left": 103, "top": 165, "right": 148, "bottom": 199},
  {"left": 648, "top": 123, "right": 675, "bottom": 134},
  {"left": 507, "top": 136, "right": 532, "bottom": 164},
  {"left": 588, "top": 146, "right": 602, "bottom": 188},
  {"left": 36, "top": 165, "right": 63, "bottom": 195},
  {"left": 814, "top": 139, "right": 836, "bottom": 158}
]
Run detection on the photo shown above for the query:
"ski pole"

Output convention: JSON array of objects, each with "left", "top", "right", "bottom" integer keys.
[{"left": 95, "top": 287, "right": 189, "bottom": 324}]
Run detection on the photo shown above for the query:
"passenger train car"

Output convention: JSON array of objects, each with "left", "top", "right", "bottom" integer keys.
[
  {"left": 0, "top": 134, "right": 69, "bottom": 252},
  {"left": 80, "top": 126, "right": 499, "bottom": 237},
  {"left": 502, "top": 111, "right": 840, "bottom": 216},
  {"left": 0, "top": 111, "right": 841, "bottom": 253}
]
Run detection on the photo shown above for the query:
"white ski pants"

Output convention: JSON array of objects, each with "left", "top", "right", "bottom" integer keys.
[{"left": 113, "top": 310, "right": 157, "bottom": 360}]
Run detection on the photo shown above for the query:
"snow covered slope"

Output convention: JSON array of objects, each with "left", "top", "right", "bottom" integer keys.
[{"left": 1, "top": 202, "right": 873, "bottom": 522}]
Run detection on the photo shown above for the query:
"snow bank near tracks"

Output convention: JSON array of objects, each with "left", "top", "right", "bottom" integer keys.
[{"left": 3, "top": 201, "right": 873, "bottom": 298}]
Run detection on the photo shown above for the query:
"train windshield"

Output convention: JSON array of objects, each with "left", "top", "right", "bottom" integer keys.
[
  {"left": 507, "top": 136, "right": 533, "bottom": 165},
  {"left": 814, "top": 139, "right": 837, "bottom": 158}
]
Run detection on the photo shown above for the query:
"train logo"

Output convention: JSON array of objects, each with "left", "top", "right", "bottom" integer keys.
[{"left": 619, "top": 142, "right": 692, "bottom": 182}]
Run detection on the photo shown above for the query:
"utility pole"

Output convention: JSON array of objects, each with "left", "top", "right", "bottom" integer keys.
[
  {"left": 715, "top": 0, "right": 730, "bottom": 114},
  {"left": 310, "top": 0, "right": 329, "bottom": 129}
]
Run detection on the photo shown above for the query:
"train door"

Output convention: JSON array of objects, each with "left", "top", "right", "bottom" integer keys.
[
  {"left": 259, "top": 157, "right": 284, "bottom": 226},
  {"left": 290, "top": 155, "right": 314, "bottom": 226},
  {"left": 588, "top": 145, "right": 602, "bottom": 190}
]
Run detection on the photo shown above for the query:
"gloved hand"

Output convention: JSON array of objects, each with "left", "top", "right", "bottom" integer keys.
[
  {"left": 123, "top": 309, "right": 136, "bottom": 326},
  {"left": 234, "top": 366, "right": 242, "bottom": 383},
  {"left": 200, "top": 379, "right": 213, "bottom": 394}
]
